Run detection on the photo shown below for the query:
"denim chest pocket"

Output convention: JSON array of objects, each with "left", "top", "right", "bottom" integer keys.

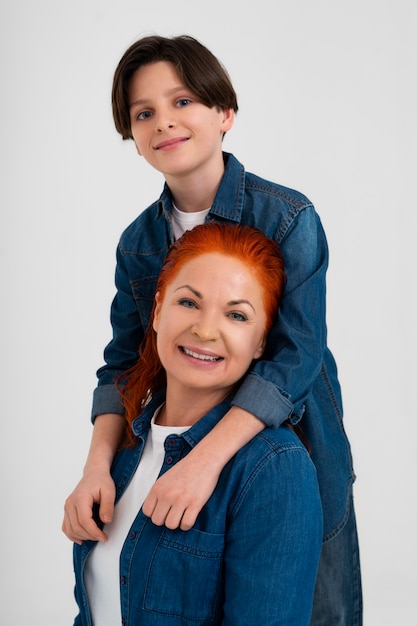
[
  {"left": 131, "top": 277, "right": 158, "bottom": 330},
  {"left": 144, "top": 528, "right": 225, "bottom": 622}
]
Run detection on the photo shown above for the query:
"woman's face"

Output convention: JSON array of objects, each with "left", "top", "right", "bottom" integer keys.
[{"left": 153, "top": 252, "right": 267, "bottom": 402}]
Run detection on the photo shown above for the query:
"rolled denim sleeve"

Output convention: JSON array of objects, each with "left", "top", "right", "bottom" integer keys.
[
  {"left": 91, "top": 243, "right": 145, "bottom": 421},
  {"left": 231, "top": 373, "right": 293, "bottom": 428},
  {"left": 232, "top": 206, "right": 329, "bottom": 428}
]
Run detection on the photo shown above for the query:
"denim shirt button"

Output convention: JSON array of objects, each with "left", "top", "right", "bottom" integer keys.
[
  {"left": 120, "top": 575, "right": 126, "bottom": 585},
  {"left": 129, "top": 531, "right": 136, "bottom": 540},
  {"left": 166, "top": 456, "right": 173, "bottom": 464},
  {"left": 167, "top": 438, "right": 176, "bottom": 446}
]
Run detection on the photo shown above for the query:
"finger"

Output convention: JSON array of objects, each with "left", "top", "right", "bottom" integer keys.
[
  {"left": 64, "top": 500, "right": 108, "bottom": 543},
  {"left": 179, "top": 506, "right": 199, "bottom": 531},
  {"left": 163, "top": 504, "right": 187, "bottom": 530},
  {"left": 62, "top": 514, "right": 103, "bottom": 544},
  {"left": 142, "top": 491, "right": 158, "bottom": 518},
  {"left": 98, "top": 489, "right": 115, "bottom": 525},
  {"left": 150, "top": 503, "right": 171, "bottom": 527}
]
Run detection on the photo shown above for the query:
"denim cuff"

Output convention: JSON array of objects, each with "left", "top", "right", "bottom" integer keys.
[
  {"left": 231, "top": 372, "right": 294, "bottom": 428},
  {"left": 91, "top": 384, "right": 124, "bottom": 422}
]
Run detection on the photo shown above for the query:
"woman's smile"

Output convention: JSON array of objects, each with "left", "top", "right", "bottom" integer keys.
[
  {"left": 179, "top": 346, "right": 224, "bottom": 363},
  {"left": 152, "top": 252, "right": 267, "bottom": 404}
]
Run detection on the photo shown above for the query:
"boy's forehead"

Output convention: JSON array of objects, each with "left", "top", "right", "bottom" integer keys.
[
  {"left": 128, "top": 61, "right": 186, "bottom": 101},
  {"left": 131, "top": 61, "right": 182, "bottom": 86}
]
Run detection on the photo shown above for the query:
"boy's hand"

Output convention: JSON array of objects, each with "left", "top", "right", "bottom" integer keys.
[
  {"left": 62, "top": 470, "right": 116, "bottom": 544},
  {"left": 142, "top": 452, "right": 220, "bottom": 530},
  {"left": 142, "top": 407, "right": 264, "bottom": 530}
]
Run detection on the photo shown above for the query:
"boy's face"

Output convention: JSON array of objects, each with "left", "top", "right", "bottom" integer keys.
[{"left": 128, "top": 61, "right": 234, "bottom": 183}]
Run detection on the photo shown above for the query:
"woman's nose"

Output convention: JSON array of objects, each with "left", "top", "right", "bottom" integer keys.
[{"left": 191, "top": 318, "right": 220, "bottom": 342}]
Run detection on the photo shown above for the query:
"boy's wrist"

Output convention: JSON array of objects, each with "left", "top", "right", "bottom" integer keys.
[{"left": 191, "top": 405, "right": 264, "bottom": 468}]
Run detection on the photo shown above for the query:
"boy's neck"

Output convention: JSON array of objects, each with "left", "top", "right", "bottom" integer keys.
[{"left": 165, "top": 153, "right": 225, "bottom": 213}]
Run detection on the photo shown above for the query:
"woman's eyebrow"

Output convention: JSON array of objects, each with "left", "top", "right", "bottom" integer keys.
[
  {"left": 228, "top": 299, "right": 256, "bottom": 313},
  {"left": 174, "top": 285, "right": 202, "bottom": 299}
]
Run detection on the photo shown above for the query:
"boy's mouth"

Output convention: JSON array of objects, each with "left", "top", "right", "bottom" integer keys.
[{"left": 155, "top": 137, "right": 189, "bottom": 151}]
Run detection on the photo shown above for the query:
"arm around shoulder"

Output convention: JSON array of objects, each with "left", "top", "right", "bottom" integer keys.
[{"left": 62, "top": 413, "right": 125, "bottom": 544}]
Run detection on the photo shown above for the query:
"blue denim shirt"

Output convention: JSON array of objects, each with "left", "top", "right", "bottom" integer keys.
[
  {"left": 92, "top": 152, "right": 355, "bottom": 539},
  {"left": 73, "top": 393, "right": 323, "bottom": 626}
]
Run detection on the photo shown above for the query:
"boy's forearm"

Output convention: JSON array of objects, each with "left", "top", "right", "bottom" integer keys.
[
  {"left": 190, "top": 405, "right": 265, "bottom": 469},
  {"left": 83, "top": 413, "right": 125, "bottom": 474}
]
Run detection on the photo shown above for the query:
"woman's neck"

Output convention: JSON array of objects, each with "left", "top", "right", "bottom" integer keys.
[{"left": 155, "top": 387, "right": 231, "bottom": 427}]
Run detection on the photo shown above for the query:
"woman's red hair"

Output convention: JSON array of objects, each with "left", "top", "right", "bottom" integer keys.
[{"left": 118, "top": 222, "right": 286, "bottom": 446}]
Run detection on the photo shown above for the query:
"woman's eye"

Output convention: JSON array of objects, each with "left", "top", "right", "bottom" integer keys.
[
  {"left": 176, "top": 98, "right": 192, "bottom": 108},
  {"left": 228, "top": 311, "right": 248, "bottom": 322},
  {"left": 137, "top": 110, "right": 153, "bottom": 120},
  {"left": 178, "top": 298, "right": 197, "bottom": 309}
]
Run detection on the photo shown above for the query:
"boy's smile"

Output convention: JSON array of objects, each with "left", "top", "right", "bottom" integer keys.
[
  {"left": 154, "top": 136, "right": 190, "bottom": 151},
  {"left": 128, "top": 61, "right": 234, "bottom": 196}
]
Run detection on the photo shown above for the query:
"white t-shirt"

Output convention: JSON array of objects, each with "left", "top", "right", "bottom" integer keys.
[
  {"left": 84, "top": 412, "right": 188, "bottom": 625},
  {"left": 170, "top": 203, "right": 210, "bottom": 239}
]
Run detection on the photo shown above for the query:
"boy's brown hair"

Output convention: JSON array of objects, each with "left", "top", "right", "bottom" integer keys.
[{"left": 112, "top": 35, "right": 239, "bottom": 140}]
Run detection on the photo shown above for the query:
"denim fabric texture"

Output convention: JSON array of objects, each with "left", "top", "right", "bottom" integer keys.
[
  {"left": 92, "top": 152, "right": 355, "bottom": 541},
  {"left": 73, "top": 394, "right": 323, "bottom": 625},
  {"left": 311, "top": 501, "right": 363, "bottom": 625}
]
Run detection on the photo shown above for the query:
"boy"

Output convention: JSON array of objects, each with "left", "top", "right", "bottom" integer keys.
[{"left": 63, "top": 35, "right": 362, "bottom": 625}]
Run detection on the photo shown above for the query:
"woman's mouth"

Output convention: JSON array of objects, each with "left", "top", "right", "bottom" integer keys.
[{"left": 180, "top": 347, "right": 222, "bottom": 362}]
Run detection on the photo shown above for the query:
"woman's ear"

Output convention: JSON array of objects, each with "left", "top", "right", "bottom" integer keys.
[
  {"left": 253, "top": 333, "right": 267, "bottom": 360},
  {"left": 152, "top": 292, "right": 161, "bottom": 332}
]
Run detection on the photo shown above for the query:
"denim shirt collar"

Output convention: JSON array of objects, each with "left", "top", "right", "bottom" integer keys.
[
  {"left": 131, "top": 389, "right": 233, "bottom": 448},
  {"left": 156, "top": 152, "right": 245, "bottom": 223}
]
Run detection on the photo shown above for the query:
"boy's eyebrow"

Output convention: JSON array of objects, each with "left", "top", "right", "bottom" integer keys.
[
  {"left": 173, "top": 286, "right": 256, "bottom": 313},
  {"left": 129, "top": 86, "right": 189, "bottom": 109}
]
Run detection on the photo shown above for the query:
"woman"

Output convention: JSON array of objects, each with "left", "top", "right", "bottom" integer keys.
[{"left": 72, "top": 223, "right": 323, "bottom": 625}]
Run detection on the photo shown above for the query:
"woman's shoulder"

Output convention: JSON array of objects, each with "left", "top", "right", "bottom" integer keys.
[{"left": 232, "top": 425, "right": 314, "bottom": 476}]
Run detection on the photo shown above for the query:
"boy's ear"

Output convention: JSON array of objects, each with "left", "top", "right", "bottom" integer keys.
[
  {"left": 152, "top": 292, "right": 161, "bottom": 332},
  {"left": 221, "top": 108, "right": 235, "bottom": 134}
]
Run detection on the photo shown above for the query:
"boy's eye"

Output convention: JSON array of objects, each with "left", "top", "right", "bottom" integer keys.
[
  {"left": 137, "top": 110, "right": 153, "bottom": 120},
  {"left": 228, "top": 311, "right": 248, "bottom": 322},
  {"left": 176, "top": 98, "right": 192, "bottom": 108}
]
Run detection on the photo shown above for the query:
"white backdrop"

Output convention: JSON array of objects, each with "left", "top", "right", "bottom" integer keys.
[{"left": 1, "top": 1, "right": 416, "bottom": 624}]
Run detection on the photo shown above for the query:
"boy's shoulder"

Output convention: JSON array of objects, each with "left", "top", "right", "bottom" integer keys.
[
  {"left": 118, "top": 195, "right": 166, "bottom": 252},
  {"left": 244, "top": 168, "right": 312, "bottom": 210},
  {"left": 224, "top": 152, "right": 313, "bottom": 210}
]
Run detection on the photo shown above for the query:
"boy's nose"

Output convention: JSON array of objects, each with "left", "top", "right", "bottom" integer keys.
[{"left": 155, "top": 111, "right": 176, "bottom": 131}]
